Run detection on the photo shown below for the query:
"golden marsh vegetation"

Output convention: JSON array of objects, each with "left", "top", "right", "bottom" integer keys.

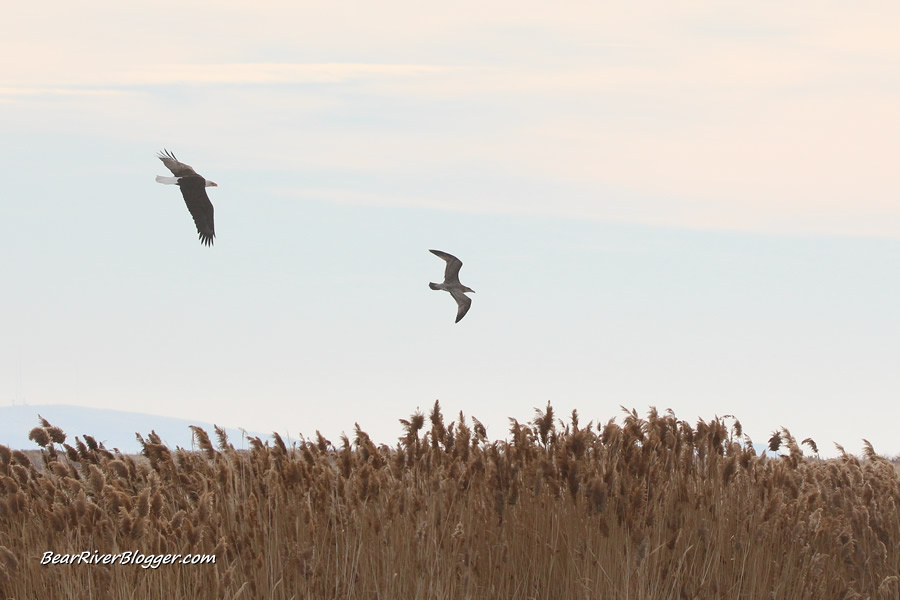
[{"left": 1, "top": 403, "right": 899, "bottom": 599}]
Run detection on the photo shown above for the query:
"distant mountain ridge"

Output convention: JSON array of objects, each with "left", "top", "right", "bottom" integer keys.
[
  {"left": 1, "top": 404, "right": 779, "bottom": 458},
  {"left": 0, "top": 404, "right": 264, "bottom": 453}
]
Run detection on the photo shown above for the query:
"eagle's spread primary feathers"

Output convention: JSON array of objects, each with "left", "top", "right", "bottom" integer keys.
[{"left": 155, "top": 149, "right": 217, "bottom": 246}]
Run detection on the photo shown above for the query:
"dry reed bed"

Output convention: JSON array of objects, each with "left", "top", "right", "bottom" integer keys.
[{"left": 0, "top": 404, "right": 899, "bottom": 599}]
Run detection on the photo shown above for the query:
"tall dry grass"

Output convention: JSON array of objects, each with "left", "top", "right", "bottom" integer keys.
[{"left": 1, "top": 403, "right": 899, "bottom": 599}]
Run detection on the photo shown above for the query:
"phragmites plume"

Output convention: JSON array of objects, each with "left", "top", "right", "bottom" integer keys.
[
  {"left": 429, "top": 400, "right": 446, "bottom": 450},
  {"left": 73, "top": 437, "right": 90, "bottom": 461},
  {"left": 190, "top": 426, "right": 216, "bottom": 459},
  {"left": 48, "top": 427, "right": 67, "bottom": 444},
  {"left": 533, "top": 401, "right": 555, "bottom": 447},
  {"left": 11, "top": 450, "right": 30, "bottom": 467},
  {"left": 862, "top": 439, "right": 879, "bottom": 461},
  {"left": 802, "top": 437, "right": 819, "bottom": 455},
  {"left": 214, "top": 425, "right": 231, "bottom": 452},
  {"left": 767, "top": 430, "right": 783, "bottom": 453},
  {"left": 315, "top": 431, "right": 331, "bottom": 453},
  {"left": 28, "top": 427, "right": 51, "bottom": 448},
  {"left": 472, "top": 416, "right": 487, "bottom": 443},
  {"left": 247, "top": 436, "right": 265, "bottom": 453},
  {"left": 62, "top": 443, "right": 79, "bottom": 463},
  {"left": 722, "top": 455, "right": 737, "bottom": 485},
  {"left": 454, "top": 411, "right": 471, "bottom": 462},
  {"left": 399, "top": 410, "right": 425, "bottom": 451},
  {"left": 271, "top": 431, "right": 288, "bottom": 456}
]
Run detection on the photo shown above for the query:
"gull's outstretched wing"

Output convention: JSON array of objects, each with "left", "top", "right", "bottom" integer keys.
[
  {"left": 449, "top": 288, "right": 472, "bottom": 323},
  {"left": 430, "top": 249, "right": 463, "bottom": 284}
]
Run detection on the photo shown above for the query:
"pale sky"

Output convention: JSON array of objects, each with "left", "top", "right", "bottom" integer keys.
[{"left": 1, "top": 2, "right": 898, "bottom": 456}]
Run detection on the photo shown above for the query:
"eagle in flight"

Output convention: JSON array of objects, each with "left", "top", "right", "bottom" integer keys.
[{"left": 155, "top": 149, "right": 217, "bottom": 246}]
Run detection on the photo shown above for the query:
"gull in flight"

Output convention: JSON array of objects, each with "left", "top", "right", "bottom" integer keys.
[{"left": 429, "top": 249, "right": 475, "bottom": 323}]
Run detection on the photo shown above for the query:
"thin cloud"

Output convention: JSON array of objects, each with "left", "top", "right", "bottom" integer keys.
[
  {"left": 0, "top": 87, "right": 135, "bottom": 97},
  {"left": 44, "top": 63, "right": 458, "bottom": 88}
]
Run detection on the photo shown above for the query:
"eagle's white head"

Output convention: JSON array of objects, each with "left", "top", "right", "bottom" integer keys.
[{"left": 205, "top": 180, "right": 218, "bottom": 187}]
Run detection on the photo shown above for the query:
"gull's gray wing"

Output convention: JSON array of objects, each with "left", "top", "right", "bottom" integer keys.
[
  {"left": 430, "top": 249, "right": 463, "bottom": 284},
  {"left": 449, "top": 288, "right": 472, "bottom": 323}
]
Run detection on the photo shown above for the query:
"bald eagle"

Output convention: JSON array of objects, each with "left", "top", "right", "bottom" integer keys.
[{"left": 155, "top": 149, "right": 217, "bottom": 246}]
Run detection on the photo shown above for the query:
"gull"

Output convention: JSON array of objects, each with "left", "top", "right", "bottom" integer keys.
[{"left": 429, "top": 249, "right": 475, "bottom": 323}]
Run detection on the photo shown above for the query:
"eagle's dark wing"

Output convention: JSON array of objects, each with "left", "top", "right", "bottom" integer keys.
[
  {"left": 429, "top": 249, "right": 463, "bottom": 284},
  {"left": 178, "top": 177, "right": 215, "bottom": 246},
  {"left": 157, "top": 149, "right": 199, "bottom": 178}
]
